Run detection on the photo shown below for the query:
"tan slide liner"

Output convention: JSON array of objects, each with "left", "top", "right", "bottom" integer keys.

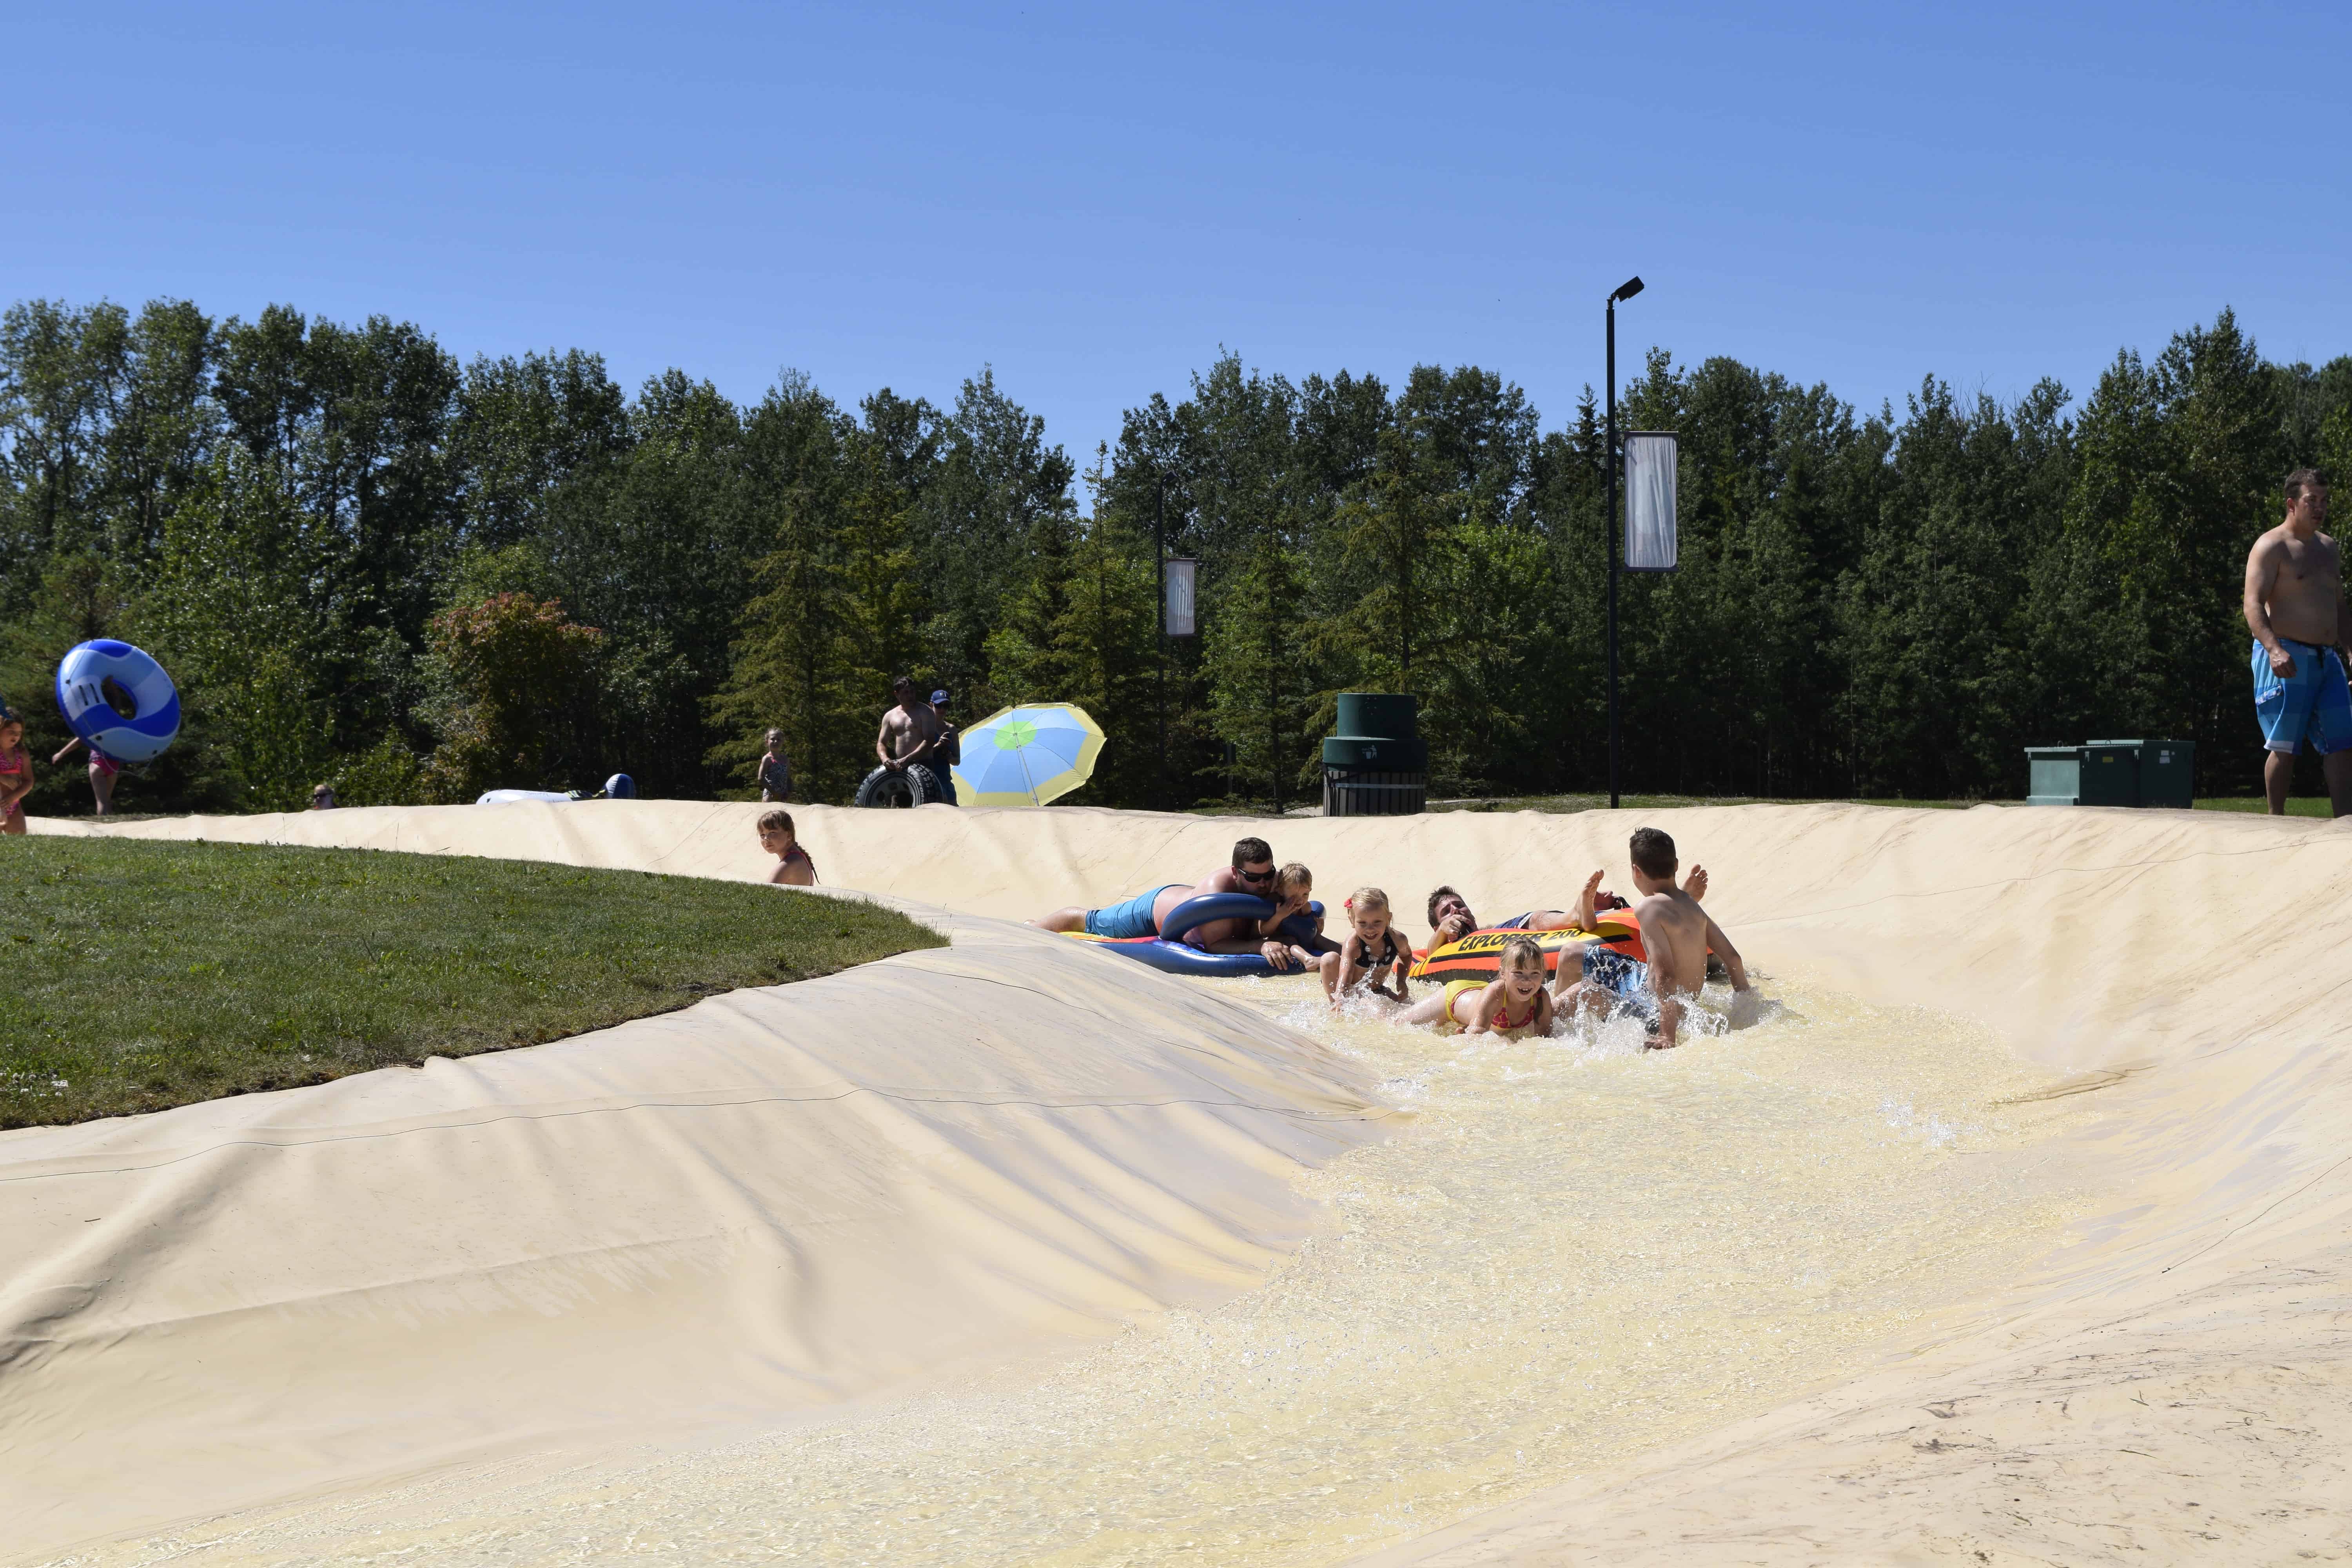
[{"left": 9, "top": 800, "right": 2352, "bottom": 1563}]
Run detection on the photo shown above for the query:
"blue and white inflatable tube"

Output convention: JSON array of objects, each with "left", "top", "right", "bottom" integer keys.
[
  {"left": 55, "top": 639, "right": 180, "bottom": 764},
  {"left": 1067, "top": 893, "right": 1329, "bottom": 977}
]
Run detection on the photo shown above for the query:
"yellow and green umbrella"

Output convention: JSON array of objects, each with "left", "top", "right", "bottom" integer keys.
[{"left": 951, "top": 703, "right": 1104, "bottom": 806}]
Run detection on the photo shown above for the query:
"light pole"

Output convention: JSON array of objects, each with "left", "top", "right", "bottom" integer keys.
[
  {"left": 1605, "top": 274, "right": 1643, "bottom": 810},
  {"left": 1155, "top": 471, "right": 1168, "bottom": 811}
]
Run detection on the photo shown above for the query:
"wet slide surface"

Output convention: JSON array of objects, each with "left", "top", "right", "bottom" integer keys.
[{"left": 9, "top": 802, "right": 2352, "bottom": 1563}]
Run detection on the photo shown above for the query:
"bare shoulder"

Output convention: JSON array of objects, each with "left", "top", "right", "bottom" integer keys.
[{"left": 2249, "top": 524, "right": 2290, "bottom": 563}]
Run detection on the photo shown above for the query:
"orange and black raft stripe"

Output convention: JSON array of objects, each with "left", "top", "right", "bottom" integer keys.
[{"left": 1409, "top": 910, "right": 1646, "bottom": 982}]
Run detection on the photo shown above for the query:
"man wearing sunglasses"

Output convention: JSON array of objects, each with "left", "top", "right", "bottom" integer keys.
[{"left": 1030, "top": 836, "right": 1314, "bottom": 969}]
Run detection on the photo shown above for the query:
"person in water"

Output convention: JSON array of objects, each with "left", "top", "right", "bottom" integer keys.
[
  {"left": 1270, "top": 862, "right": 1342, "bottom": 984},
  {"left": 758, "top": 808, "right": 818, "bottom": 886},
  {"left": 1423, "top": 867, "right": 1710, "bottom": 952},
  {"left": 1398, "top": 934, "right": 1553, "bottom": 1038},
  {"left": 1557, "top": 827, "right": 1751, "bottom": 1050},
  {"left": 0, "top": 712, "right": 32, "bottom": 835},
  {"left": 1326, "top": 886, "right": 1414, "bottom": 1008},
  {"left": 1030, "top": 836, "right": 1321, "bottom": 970}
]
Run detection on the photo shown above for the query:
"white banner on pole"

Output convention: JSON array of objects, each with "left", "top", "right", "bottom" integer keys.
[
  {"left": 1624, "top": 431, "right": 1679, "bottom": 572},
  {"left": 1165, "top": 557, "right": 1198, "bottom": 636}
]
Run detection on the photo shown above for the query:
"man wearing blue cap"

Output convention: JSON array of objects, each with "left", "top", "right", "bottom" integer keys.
[
  {"left": 928, "top": 687, "right": 960, "bottom": 805},
  {"left": 875, "top": 676, "right": 960, "bottom": 806}
]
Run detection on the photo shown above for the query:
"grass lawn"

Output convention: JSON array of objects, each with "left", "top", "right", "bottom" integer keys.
[
  {"left": 2, "top": 839, "right": 945, "bottom": 1129},
  {"left": 1425, "top": 794, "right": 2341, "bottom": 817},
  {"left": 2189, "top": 797, "right": 2337, "bottom": 817}
]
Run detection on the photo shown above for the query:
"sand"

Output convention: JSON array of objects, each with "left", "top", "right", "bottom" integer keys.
[{"left": 6, "top": 800, "right": 2350, "bottom": 1564}]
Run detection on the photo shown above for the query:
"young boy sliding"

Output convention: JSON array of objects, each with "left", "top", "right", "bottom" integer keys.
[
  {"left": 1325, "top": 886, "right": 1413, "bottom": 1008},
  {"left": 1559, "top": 828, "right": 1749, "bottom": 1050},
  {"left": 757, "top": 809, "right": 819, "bottom": 886}
]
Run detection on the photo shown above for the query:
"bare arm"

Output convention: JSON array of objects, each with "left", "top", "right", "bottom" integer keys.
[
  {"left": 875, "top": 716, "right": 895, "bottom": 766},
  {"left": 2246, "top": 538, "right": 2295, "bottom": 675},
  {"left": 52, "top": 738, "right": 82, "bottom": 765},
  {"left": 1702, "top": 915, "right": 1749, "bottom": 990}
]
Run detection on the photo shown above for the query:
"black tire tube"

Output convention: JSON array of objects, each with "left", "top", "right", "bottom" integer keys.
[{"left": 853, "top": 764, "right": 940, "bottom": 808}]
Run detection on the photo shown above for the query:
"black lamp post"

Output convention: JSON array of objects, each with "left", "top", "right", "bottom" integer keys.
[
  {"left": 1605, "top": 274, "right": 1643, "bottom": 809},
  {"left": 1155, "top": 471, "right": 1169, "bottom": 811}
]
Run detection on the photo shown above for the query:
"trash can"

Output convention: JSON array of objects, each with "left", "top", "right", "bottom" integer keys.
[
  {"left": 2078, "top": 740, "right": 2141, "bottom": 807},
  {"left": 2023, "top": 740, "right": 2195, "bottom": 808},
  {"left": 1323, "top": 693, "right": 1428, "bottom": 817},
  {"left": 2025, "top": 745, "right": 2082, "bottom": 805},
  {"left": 2089, "top": 739, "right": 2196, "bottom": 809}
]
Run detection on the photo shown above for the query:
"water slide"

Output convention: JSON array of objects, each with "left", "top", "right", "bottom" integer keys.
[{"left": 5, "top": 801, "right": 2348, "bottom": 1564}]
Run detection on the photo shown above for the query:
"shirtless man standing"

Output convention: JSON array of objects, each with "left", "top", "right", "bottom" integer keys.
[
  {"left": 875, "top": 676, "right": 953, "bottom": 802},
  {"left": 2243, "top": 467, "right": 2352, "bottom": 817}
]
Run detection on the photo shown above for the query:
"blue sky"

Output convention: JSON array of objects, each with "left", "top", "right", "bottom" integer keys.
[{"left": 8, "top": 2, "right": 2346, "bottom": 472}]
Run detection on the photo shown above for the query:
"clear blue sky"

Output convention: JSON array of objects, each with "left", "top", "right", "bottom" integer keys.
[{"left": 9, "top": 2, "right": 2346, "bottom": 473}]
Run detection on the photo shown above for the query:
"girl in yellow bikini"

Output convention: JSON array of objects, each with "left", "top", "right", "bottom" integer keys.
[{"left": 1398, "top": 935, "right": 1553, "bottom": 1038}]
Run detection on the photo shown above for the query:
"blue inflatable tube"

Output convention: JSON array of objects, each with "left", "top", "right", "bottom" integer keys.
[
  {"left": 1069, "top": 894, "right": 1329, "bottom": 977},
  {"left": 55, "top": 639, "right": 180, "bottom": 764}
]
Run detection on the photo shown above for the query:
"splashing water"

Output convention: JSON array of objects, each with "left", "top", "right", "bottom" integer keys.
[{"left": 88, "top": 975, "right": 2102, "bottom": 1567}]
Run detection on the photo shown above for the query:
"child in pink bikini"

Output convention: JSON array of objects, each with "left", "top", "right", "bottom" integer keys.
[
  {"left": 0, "top": 712, "right": 33, "bottom": 835},
  {"left": 52, "top": 735, "right": 118, "bottom": 816}
]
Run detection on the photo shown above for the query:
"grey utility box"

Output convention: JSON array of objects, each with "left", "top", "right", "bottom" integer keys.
[
  {"left": 1322, "top": 692, "right": 1428, "bottom": 817},
  {"left": 2024, "top": 739, "right": 2194, "bottom": 808}
]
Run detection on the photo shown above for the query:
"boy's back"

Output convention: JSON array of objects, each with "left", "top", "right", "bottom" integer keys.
[{"left": 1632, "top": 887, "right": 1714, "bottom": 1000}]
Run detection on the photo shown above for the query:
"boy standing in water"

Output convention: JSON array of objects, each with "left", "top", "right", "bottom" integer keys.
[{"left": 1561, "top": 828, "right": 1751, "bottom": 1050}]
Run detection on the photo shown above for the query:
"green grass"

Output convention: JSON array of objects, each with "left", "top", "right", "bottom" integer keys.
[
  {"left": 1433, "top": 794, "right": 2340, "bottom": 817},
  {"left": 2, "top": 839, "right": 945, "bottom": 1129},
  {"left": 1423, "top": 793, "right": 1979, "bottom": 814},
  {"left": 2189, "top": 796, "right": 2337, "bottom": 817}
]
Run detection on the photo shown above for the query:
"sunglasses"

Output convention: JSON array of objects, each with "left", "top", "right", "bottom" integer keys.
[{"left": 1236, "top": 865, "right": 1276, "bottom": 884}]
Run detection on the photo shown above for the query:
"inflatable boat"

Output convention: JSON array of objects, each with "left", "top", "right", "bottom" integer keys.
[{"left": 1063, "top": 893, "right": 1330, "bottom": 977}]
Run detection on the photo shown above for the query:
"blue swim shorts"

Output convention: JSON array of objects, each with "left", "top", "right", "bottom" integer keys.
[
  {"left": 1583, "top": 945, "right": 1660, "bottom": 1025},
  {"left": 1084, "top": 885, "right": 1180, "bottom": 939},
  {"left": 2252, "top": 639, "right": 2352, "bottom": 756}
]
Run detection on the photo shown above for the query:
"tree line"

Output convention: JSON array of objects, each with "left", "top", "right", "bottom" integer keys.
[{"left": 3, "top": 296, "right": 2345, "bottom": 816}]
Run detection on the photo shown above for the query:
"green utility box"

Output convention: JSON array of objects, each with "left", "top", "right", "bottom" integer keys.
[
  {"left": 2024, "top": 739, "right": 2194, "bottom": 808},
  {"left": 1322, "top": 693, "right": 1428, "bottom": 817}
]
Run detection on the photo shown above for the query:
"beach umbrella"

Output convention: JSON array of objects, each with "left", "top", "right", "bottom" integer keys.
[{"left": 951, "top": 703, "right": 1104, "bottom": 806}]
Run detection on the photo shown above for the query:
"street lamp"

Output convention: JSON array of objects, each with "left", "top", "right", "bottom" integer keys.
[{"left": 1605, "top": 275, "right": 1641, "bottom": 809}]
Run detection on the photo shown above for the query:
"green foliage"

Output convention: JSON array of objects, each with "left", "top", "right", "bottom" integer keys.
[
  {"left": 4, "top": 292, "right": 2347, "bottom": 809},
  {"left": 419, "top": 592, "right": 606, "bottom": 801}
]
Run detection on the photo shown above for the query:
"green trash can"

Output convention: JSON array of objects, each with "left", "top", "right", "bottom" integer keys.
[
  {"left": 2089, "top": 739, "right": 2196, "bottom": 809},
  {"left": 2077, "top": 740, "right": 2141, "bottom": 807},
  {"left": 2024, "top": 740, "right": 2196, "bottom": 808},
  {"left": 1322, "top": 693, "right": 1428, "bottom": 817}
]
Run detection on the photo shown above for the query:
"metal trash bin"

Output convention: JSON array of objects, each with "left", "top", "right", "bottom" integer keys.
[
  {"left": 2025, "top": 745, "right": 2082, "bottom": 805},
  {"left": 1322, "top": 693, "right": 1428, "bottom": 817},
  {"left": 2024, "top": 740, "right": 2195, "bottom": 808},
  {"left": 2089, "top": 739, "right": 2196, "bottom": 809}
]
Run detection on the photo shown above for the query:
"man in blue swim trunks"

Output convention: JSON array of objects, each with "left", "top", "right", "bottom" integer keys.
[
  {"left": 1031, "top": 836, "right": 1319, "bottom": 969},
  {"left": 2244, "top": 467, "right": 2352, "bottom": 817}
]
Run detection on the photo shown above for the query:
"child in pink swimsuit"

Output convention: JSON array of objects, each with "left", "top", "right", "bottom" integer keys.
[
  {"left": 52, "top": 736, "right": 118, "bottom": 816},
  {"left": 0, "top": 713, "right": 32, "bottom": 834}
]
